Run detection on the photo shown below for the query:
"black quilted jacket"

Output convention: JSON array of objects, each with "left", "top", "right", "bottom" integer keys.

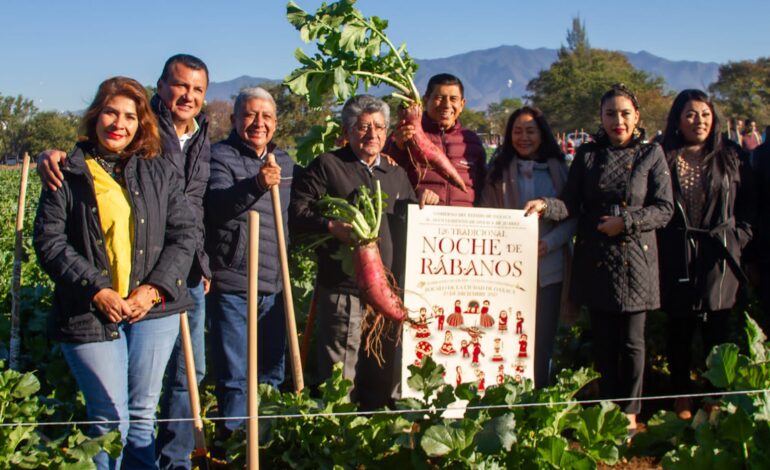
[
  {"left": 543, "top": 134, "right": 674, "bottom": 312},
  {"left": 34, "top": 143, "right": 196, "bottom": 343}
]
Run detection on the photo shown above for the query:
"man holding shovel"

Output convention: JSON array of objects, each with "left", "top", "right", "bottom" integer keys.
[{"left": 205, "top": 87, "right": 299, "bottom": 440}]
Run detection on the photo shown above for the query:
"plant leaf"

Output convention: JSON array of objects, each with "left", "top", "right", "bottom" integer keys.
[
  {"left": 420, "top": 420, "right": 479, "bottom": 457},
  {"left": 704, "top": 343, "right": 740, "bottom": 389},
  {"left": 475, "top": 413, "right": 516, "bottom": 454}
]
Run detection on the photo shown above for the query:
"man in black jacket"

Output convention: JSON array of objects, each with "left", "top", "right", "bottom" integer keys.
[
  {"left": 205, "top": 87, "right": 299, "bottom": 437},
  {"left": 290, "top": 95, "right": 438, "bottom": 410},
  {"left": 36, "top": 54, "right": 211, "bottom": 470}
]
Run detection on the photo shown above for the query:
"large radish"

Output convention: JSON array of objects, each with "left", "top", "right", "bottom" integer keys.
[
  {"left": 315, "top": 181, "right": 407, "bottom": 322},
  {"left": 400, "top": 104, "right": 467, "bottom": 193},
  {"left": 353, "top": 242, "right": 406, "bottom": 321}
]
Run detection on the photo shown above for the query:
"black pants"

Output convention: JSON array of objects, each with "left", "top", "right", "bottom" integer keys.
[
  {"left": 667, "top": 310, "right": 729, "bottom": 393},
  {"left": 535, "top": 283, "right": 562, "bottom": 388},
  {"left": 589, "top": 309, "right": 646, "bottom": 415}
]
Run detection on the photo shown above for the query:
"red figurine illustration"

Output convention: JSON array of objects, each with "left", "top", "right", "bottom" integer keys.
[
  {"left": 435, "top": 306, "right": 445, "bottom": 331},
  {"left": 471, "top": 341, "right": 485, "bottom": 366},
  {"left": 414, "top": 341, "right": 433, "bottom": 367},
  {"left": 514, "top": 361, "right": 526, "bottom": 375},
  {"left": 460, "top": 340, "right": 470, "bottom": 358},
  {"left": 517, "top": 333, "right": 528, "bottom": 358},
  {"left": 455, "top": 365, "right": 463, "bottom": 387},
  {"left": 413, "top": 308, "right": 431, "bottom": 339},
  {"left": 491, "top": 338, "right": 504, "bottom": 362},
  {"left": 498, "top": 310, "right": 508, "bottom": 332},
  {"left": 447, "top": 299, "right": 464, "bottom": 327},
  {"left": 465, "top": 299, "right": 479, "bottom": 314},
  {"left": 475, "top": 369, "right": 486, "bottom": 392},
  {"left": 439, "top": 330, "right": 456, "bottom": 355},
  {"left": 515, "top": 311, "right": 524, "bottom": 334},
  {"left": 496, "top": 364, "right": 505, "bottom": 385},
  {"left": 479, "top": 300, "right": 495, "bottom": 328}
]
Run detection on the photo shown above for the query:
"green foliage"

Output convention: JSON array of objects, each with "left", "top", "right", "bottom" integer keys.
[
  {"left": 22, "top": 112, "right": 79, "bottom": 158},
  {"left": 0, "top": 94, "right": 37, "bottom": 161},
  {"left": 0, "top": 361, "right": 122, "bottom": 469},
  {"left": 224, "top": 356, "right": 628, "bottom": 468},
  {"left": 709, "top": 58, "right": 770, "bottom": 125},
  {"left": 285, "top": 0, "right": 420, "bottom": 107},
  {"left": 284, "top": 0, "right": 423, "bottom": 162},
  {"left": 459, "top": 109, "right": 489, "bottom": 135},
  {"left": 486, "top": 98, "right": 523, "bottom": 136},
  {"left": 294, "top": 116, "right": 340, "bottom": 165},
  {"left": 526, "top": 16, "right": 669, "bottom": 133},
  {"left": 631, "top": 314, "right": 770, "bottom": 468},
  {"left": 266, "top": 83, "right": 335, "bottom": 153}
]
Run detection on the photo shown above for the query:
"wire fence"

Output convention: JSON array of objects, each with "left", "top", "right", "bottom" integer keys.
[{"left": 1, "top": 388, "right": 767, "bottom": 428}]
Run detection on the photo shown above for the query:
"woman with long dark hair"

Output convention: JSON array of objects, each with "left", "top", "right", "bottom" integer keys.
[
  {"left": 481, "top": 106, "right": 575, "bottom": 388},
  {"left": 34, "top": 77, "right": 195, "bottom": 468},
  {"left": 524, "top": 84, "right": 673, "bottom": 434},
  {"left": 657, "top": 89, "right": 755, "bottom": 420}
]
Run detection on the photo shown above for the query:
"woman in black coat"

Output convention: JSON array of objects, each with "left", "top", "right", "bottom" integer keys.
[
  {"left": 524, "top": 84, "right": 673, "bottom": 433},
  {"left": 34, "top": 77, "right": 195, "bottom": 469},
  {"left": 657, "top": 89, "right": 755, "bottom": 420}
]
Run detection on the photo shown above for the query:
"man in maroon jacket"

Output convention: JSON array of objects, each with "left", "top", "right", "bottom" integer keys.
[{"left": 384, "top": 73, "right": 486, "bottom": 206}]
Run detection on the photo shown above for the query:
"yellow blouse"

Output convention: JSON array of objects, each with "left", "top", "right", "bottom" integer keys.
[{"left": 86, "top": 158, "right": 134, "bottom": 297}]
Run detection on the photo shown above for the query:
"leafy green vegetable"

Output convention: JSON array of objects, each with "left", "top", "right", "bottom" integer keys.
[{"left": 285, "top": 0, "right": 420, "bottom": 107}]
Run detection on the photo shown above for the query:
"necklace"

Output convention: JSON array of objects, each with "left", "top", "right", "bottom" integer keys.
[{"left": 90, "top": 151, "right": 126, "bottom": 186}]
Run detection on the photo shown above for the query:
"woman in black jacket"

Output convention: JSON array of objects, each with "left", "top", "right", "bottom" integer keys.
[
  {"left": 34, "top": 77, "right": 195, "bottom": 469},
  {"left": 658, "top": 89, "right": 755, "bottom": 420},
  {"left": 524, "top": 84, "right": 673, "bottom": 434}
]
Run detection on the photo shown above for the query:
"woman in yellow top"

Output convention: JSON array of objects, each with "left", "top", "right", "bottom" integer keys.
[{"left": 34, "top": 77, "right": 195, "bottom": 469}]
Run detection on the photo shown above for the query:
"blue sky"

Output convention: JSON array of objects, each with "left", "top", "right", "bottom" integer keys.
[{"left": 2, "top": 0, "right": 768, "bottom": 111}]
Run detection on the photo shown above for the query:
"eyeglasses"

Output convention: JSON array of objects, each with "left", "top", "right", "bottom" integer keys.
[{"left": 354, "top": 122, "right": 388, "bottom": 134}]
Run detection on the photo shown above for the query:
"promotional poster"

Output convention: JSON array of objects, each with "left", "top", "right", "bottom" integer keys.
[{"left": 401, "top": 206, "right": 539, "bottom": 398}]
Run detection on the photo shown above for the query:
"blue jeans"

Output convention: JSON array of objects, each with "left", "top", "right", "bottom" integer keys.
[
  {"left": 156, "top": 283, "right": 206, "bottom": 469},
  {"left": 208, "top": 290, "right": 286, "bottom": 433},
  {"left": 61, "top": 314, "right": 179, "bottom": 470}
]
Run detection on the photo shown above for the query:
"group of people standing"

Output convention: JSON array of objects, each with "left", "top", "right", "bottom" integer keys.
[{"left": 31, "top": 49, "right": 759, "bottom": 468}]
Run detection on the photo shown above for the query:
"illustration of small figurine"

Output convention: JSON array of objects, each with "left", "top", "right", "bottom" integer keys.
[
  {"left": 491, "top": 338, "right": 504, "bottom": 362},
  {"left": 460, "top": 340, "right": 470, "bottom": 358},
  {"left": 471, "top": 341, "right": 485, "bottom": 366},
  {"left": 479, "top": 300, "right": 495, "bottom": 328},
  {"left": 435, "top": 307, "right": 445, "bottom": 331},
  {"left": 447, "top": 299, "right": 464, "bottom": 327},
  {"left": 475, "top": 369, "right": 486, "bottom": 392},
  {"left": 514, "top": 374, "right": 522, "bottom": 382},
  {"left": 461, "top": 325, "right": 485, "bottom": 344},
  {"left": 498, "top": 310, "right": 508, "bottom": 332},
  {"left": 413, "top": 308, "right": 431, "bottom": 339},
  {"left": 514, "top": 361, "right": 526, "bottom": 375},
  {"left": 465, "top": 299, "right": 479, "bottom": 314},
  {"left": 455, "top": 365, "right": 463, "bottom": 387},
  {"left": 439, "top": 330, "right": 456, "bottom": 355},
  {"left": 496, "top": 364, "right": 505, "bottom": 385},
  {"left": 517, "top": 334, "right": 528, "bottom": 358},
  {"left": 515, "top": 311, "right": 524, "bottom": 334},
  {"left": 414, "top": 341, "right": 433, "bottom": 367}
]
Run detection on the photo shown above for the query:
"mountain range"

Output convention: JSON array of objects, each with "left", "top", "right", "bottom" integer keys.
[{"left": 205, "top": 45, "right": 721, "bottom": 110}]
